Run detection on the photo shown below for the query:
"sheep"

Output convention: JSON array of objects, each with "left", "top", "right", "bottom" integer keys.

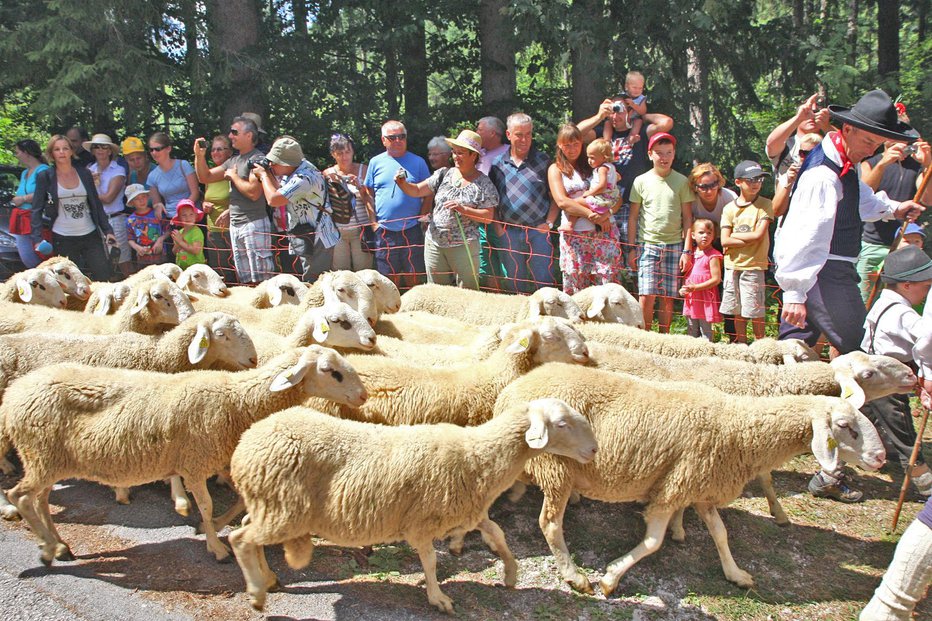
[
  {"left": 84, "top": 263, "right": 184, "bottom": 316},
  {"left": 356, "top": 268, "right": 401, "bottom": 314},
  {"left": 2, "top": 345, "right": 367, "bottom": 566},
  {"left": 399, "top": 284, "right": 584, "bottom": 325},
  {"left": 177, "top": 263, "right": 229, "bottom": 297},
  {"left": 305, "top": 316, "right": 589, "bottom": 427},
  {"left": 227, "top": 397, "right": 598, "bottom": 613},
  {"left": 225, "top": 274, "right": 307, "bottom": 308},
  {"left": 295, "top": 271, "right": 378, "bottom": 326},
  {"left": 0, "top": 268, "right": 67, "bottom": 309},
  {"left": 571, "top": 283, "right": 643, "bottom": 327},
  {"left": 251, "top": 303, "right": 377, "bottom": 364},
  {"left": 577, "top": 321, "right": 820, "bottom": 364},
  {"left": 368, "top": 328, "right": 502, "bottom": 367},
  {"left": 587, "top": 345, "right": 915, "bottom": 525},
  {"left": 375, "top": 310, "right": 485, "bottom": 346},
  {"left": 0, "top": 311, "right": 258, "bottom": 518},
  {"left": 36, "top": 257, "right": 92, "bottom": 308},
  {"left": 0, "top": 279, "right": 180, "bottom": 336},
  {"left": 492, "top": 363, "right": 886, "bottom": 595}
]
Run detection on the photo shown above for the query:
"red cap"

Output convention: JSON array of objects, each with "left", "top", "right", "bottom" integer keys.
[
  {"left": 170, "top": 199, "right": 204, "bottom": 226},
  {"left": 647, "top": 132, "right": 677, "bottom": 151}
]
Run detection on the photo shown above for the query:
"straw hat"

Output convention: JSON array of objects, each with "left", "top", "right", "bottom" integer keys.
[
  {"left": 82, "top": 133, "right": 119, "bottom": 156},
  {"left": 444, "top": 130, "right": 482, "bottom": 155}
]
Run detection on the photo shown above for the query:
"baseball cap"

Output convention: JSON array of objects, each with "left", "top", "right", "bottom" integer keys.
[
  {"left": 122, "top": 136, "right": 145, "bottom": 156},
  {"left": 647, "top": 132, "right": 676, "bottom": 151},
  {"left": 733, "top": 160, "right": 771, "bottom": 180},
  {"left": 904, "top": 222, "right": 926, "bottom": 238}
]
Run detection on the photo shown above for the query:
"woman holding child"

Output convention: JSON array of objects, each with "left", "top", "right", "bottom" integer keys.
[{"left": 548, "top": 123, "right": 622, "bottom": 295}]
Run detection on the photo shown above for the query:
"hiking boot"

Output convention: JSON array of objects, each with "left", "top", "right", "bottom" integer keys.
[{"left": 808, "top": 470, "right": 864, "bottom": 503}]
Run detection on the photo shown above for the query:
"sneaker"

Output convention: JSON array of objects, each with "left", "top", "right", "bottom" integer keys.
[
  {"left": 911, "top": 468, "right": 932, "bottom": 498},
  {"left": 808, "top": 471, "right": 864, "bottom": 503}
]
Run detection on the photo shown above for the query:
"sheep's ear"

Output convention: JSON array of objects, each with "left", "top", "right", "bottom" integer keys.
[
  {"left": 837, "top": 374, "right": 866, "bottom": 409},
  {"left": 129, "top": 290, "right": 149, "bottom": 315},
  {"left": 525, "top": 408, "right": 549, "bottom": 449},
  {"left": 94, "top": 294, "right": 112, "bottom": 316},
  {"left": 312, "top": 316, "right": 331, "bottom": 343},
  {"left": 586, "top": 294, "right": 606, "bottom": 320},
  {"left": 268, "top": 283, "right": 283, "bottom": 307},
  {"left": 15, "top": 279, "right": 33, "bottom": 302},
  {"left": 811, "top": 417, "right": 839, "bottom": 472},
  {"left": 528, "top": 297, "right": 545, "bottom": 319},
  {"left": 782, "top": 353, "right": 799, "bottom": 364},
  {"left": 188, "top": 324, "right": 211, "bottom": 364},
  {"left": 270, "top": 357, "right": 312, "bottom": 392},
  {"left": 506, "top": 328, "right": 535, "bottom": 354}
]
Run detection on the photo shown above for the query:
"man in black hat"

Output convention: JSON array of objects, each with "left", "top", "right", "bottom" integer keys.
[{"left": 773, "top": 89, "right": 924, "bottom": 501}]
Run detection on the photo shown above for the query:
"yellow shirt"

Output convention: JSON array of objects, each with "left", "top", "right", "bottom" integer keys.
[
  {"left": 204, "top": 180, "right": 230, "bottom": 232},
  {"left": 721, "top": 196, "right": 773, "bottom": 270}
]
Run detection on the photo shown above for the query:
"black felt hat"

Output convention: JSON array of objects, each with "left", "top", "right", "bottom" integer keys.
[
  {"left": 881, "top": 245, "right": 932, "bottom": 284},
  {"left": 829, "top": 90, "right": 917, "bottom": 142}
]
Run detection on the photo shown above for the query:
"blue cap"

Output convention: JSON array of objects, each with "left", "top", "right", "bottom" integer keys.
[{"left": 904, "top": 222, "right": 925, "bottom": 238}]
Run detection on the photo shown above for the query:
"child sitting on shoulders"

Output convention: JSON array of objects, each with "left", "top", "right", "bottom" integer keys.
[
  {"left": 170, "top": 199, "right": 206, "bottom": 269},
  {"left": 680, "top": 218, "right": 723, "bottom": 340},
  {"left": 125, "top": 183, "right": 168, "bottom": 268},
  {"left": 560, "top": 139, "right": 620, "bottom": 232}
]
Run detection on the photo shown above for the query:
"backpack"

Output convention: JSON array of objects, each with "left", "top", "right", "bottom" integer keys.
[{"left": 326, "top": 179, "right": 354, "bottom": 224}]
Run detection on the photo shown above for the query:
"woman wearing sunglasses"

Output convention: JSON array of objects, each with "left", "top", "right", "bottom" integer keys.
[
  {"left": 146, "top": 132, "right": 199, "bottom": 220},
  {"left": 86, "top": 133, "right": 131, "bottom": 276}
]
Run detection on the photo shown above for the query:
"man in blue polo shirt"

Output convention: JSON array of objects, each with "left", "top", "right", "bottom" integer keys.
[
  {"left": 489, "top": 112, "right": 559, "bottom": 294},
  {"left": 363, "top": 120, "right": 430, "bottom": 291}
]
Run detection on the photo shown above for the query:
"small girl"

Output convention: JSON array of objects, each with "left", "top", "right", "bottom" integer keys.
[
  {"left": 560, "top": 139, "right": 620, "bottom": 232},
  {"left": 680, "top": 218, "right": 723, "bottom": 340},
  {"left": 170, "top": 199, "right": 206, "bottom": 269}
]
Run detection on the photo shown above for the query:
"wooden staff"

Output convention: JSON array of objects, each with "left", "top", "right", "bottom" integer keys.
[
  {"left": 891, "top": 389, "right": 931, "bottom": 532},
  {"left": 866, "top": 163, "right": 932, "bottom": 309}
]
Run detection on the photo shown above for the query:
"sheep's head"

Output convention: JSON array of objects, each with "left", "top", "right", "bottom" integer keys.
[
  {"left": 528, "top": 287, "right": 583, "bottom": 323},
  {"left": 357, "top": 269, "right": 401, "bottom": 314},
  {"left": 501, "top": 317, "right": 590, "bottom": 365},
  {"left": 187, "top": 312, "right": 258, "bottom": 370},
  {"left": 773, "top": 338, "right": 820, "bottom": 364},
  {"left": 152, "top": 263, "right": 183, "bottom": 282},
  {"left": 319, "top": 271, "right": 378, "bottom": 326},
  {"left": 178, "top": 264, "right": 228, "bottom": 297},
  {"left": 129, "top": 280, "right": 180, "bottom": 326},
  {"left": 269, "top": 345, "right": 368, "bottom": 407},
  {"left": 811, "top": 399, "right": 885, "bottom": 473},
  {"left": 15, "top": 268, "right": 67, "bottom": 309},
  {"left": 43, "top": 259, "right": 91, "bottom": 300},
  {"left": 90, "top": 283, "right": 133, "bottom": 316},
  {"left": 298, "top": 303, "right": 377, "bottom": 350},
  {"left": 264, "top": 274, "right": 306, "bottom": 307},
  {"left": 523, "top": 398, "right": 597, "bottom": 463},
  {"left": 578, "top": 284, "right": 643, "bottom": 327},
  {"left": 830, "top": 351, "right": 917, "bottom": 407}
]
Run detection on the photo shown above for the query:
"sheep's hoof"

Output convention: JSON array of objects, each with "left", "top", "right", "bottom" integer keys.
[
  {"left": 670, "top": 529, "right": 686, "bottom": 543},
  {"left": 248, "top": 593, "right": 266, "bottom": 611},
  {"left": 503, "top": 564, "right": 518, "bottom": 588},
  {"left": 772, "top": 513, "right": 790, "bottom": 527},
  {"left": 568, "top": 575, "right": 595, "bottom": 595},
  {"left": 1, "top": 507, "right": 21, "bottom": 521},
  {"left": 598, "top": 577, "right": 616, "bottom": 597},
  {"left": 54, "top": 544, "right": 75, "bottom": 562},
  {"left": 727, "top": 569, "right": 754, "bottom": 589},
  {"left": 39, "top": 551, "right": 55, "bottom": 567},
  {"left": 428, "top": 592, "right": 454, "bottom": 614},
  {"left": 175, "top": 502, "right": 190, "bottom": 518}
]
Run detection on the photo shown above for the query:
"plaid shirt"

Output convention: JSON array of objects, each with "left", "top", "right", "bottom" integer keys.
[{"left": 489, "top": 147, "right": 552, "bottom": 226}]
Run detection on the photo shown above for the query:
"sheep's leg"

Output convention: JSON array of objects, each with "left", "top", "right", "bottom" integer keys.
[
  {"left": 212, "top": 497, "right": 245, "bottom": 532},
  {"left": 113, "top": 486, "right": 130, "bottom": 505},
  {"left": 599, "top": 508, "right": 674, "bottom": 596},
  {"left": 169, "top": 476, "right": 190, "bottom": 516},
  {"left": 36, "top": 486, "right": 73, "bottom": 561},
  {"left": 757, "top": 471, "right": 789, "bottom": 526},
  {"left": 0, "top": 457, "right": 14, "bottom": 475},
  {"left": 185, "top": 478, "right": 230, "bottom": 562},
  {"left": 0, "top": 490, "right": 20, "bottom": 520},
  {"left": 229, "top": 525, "right": 267, "bottom": 611},
  {"left": 539, "top": 484, "right": 592, "bottom": 594},
  {"left": 447, "top": 528, "right": 468, "bottom": 555},
  {"left": 476, "top": 516, "right": 517, "bottom": 587},
  {"left": 693, "top": 502, "right": 754, "bottom": 588},
  {"left": 669, "top": 508, "right": 686, "bottom": 542},
  {"left": 8, "top": 483, "right": 58, "bottom": 565},
  {"left": 410, "top": 538, "right": 454, "bottom": 614},
  {"left": 507, "top": 480, "right": 527, "bottom": 503},
  {"left": 257, "top": 545, "right": 281, "bottom": 592}
]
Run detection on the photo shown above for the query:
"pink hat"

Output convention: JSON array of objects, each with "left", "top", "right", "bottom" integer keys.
[
  {"left": 170, "top": 199, "right": 204, "bottom": 226},
  {"left": 647, "top": 132, "right": 677, "bottom": 151}
]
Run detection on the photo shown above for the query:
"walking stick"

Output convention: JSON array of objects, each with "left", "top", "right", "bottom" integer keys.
[
  {"left": 891, "top": 384, "right": 931, "bottom": 532},
  {"left": 866, "top": 164, "right": 932, "bottom": 308}
]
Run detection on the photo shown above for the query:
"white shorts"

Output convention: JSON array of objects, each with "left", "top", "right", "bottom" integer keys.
[{"left": 719, "top": 268, "right": 765, "bottom": 318}]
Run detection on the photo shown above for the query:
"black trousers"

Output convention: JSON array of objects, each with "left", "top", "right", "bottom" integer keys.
[
  {"left": 52, "top": 230, "right": 111, "bottom": 282},
  {"left": 862, "top": 394, "right": 924, "bottom": 470}
]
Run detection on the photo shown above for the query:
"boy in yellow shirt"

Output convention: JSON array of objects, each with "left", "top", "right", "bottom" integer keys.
[{"left": 720, "top": 160, "right": 774, "bottom": 342}]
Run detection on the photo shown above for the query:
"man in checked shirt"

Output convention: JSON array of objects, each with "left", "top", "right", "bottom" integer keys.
[{"left": 489, "top": 113, "right": 560, "bottom": 294}]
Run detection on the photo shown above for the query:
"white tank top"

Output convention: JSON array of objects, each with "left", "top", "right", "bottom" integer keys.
[{"left": 53, "top": 181, "right": 97, "bottom": 236}]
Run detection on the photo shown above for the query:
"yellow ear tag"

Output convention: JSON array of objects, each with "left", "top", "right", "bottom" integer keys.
[
  {"left": 519, "top": 336, "right": 530, "bottom": 348},
  {"left": 827, "top": 437, "right": 838, "bottom": 451},
  {"left": 321, "top": 323, "right": 330, "bottom": 334},
  {"left": 17, "top": 287, "right": 25, "bottom": 297},
  {"left": 841, "top": 385, "right": 853, "bottom": 399},
  {"left": 199, "top": 336, "right": 209, "bottom": 349}
]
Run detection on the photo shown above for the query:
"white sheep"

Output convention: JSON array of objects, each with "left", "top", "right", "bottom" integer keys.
[
  {"left": 0, "top": 279, "right": 180, "bottom": 336},
  {"left": 251, "top": 303, "right": 377, "bottom": 364},
  {"left": 399, "top": 284, "right": 584, "bottom": 325},
  {"left": 578, "top": 322, "right": 820, "bottom": 364},
  {"left": 36, "top": 257, "right": 92, "bottom": 308},
  {"left": 0, "top": 268, "right": 67, "bottom": 309},
  {"left": 571, "top": 283, "right": 643, "bottom": 327},
  {"left": 305, "top": 317, "right": 590, "bottom": 427},
  {"left": 228, "top": 398, "right": 598, "bottom": 613},
  {"left": 375, "top": 310, "right": 485, "bottom": 346},
  {"left": 225, "top": 274, "right": 308, "bottom": 308},
  {"left": 493, "top": 363, "right": 885, "bottom": 594},
  {"left": 356, "top": 268, "right": 401, "bottom": 314},
  {"left": 2, "top": 345, "right": 367, "bottom": 565},
  {"left": 177, "top": 263, "right": 229, "bottom": 297},
  {"left": 84, "top": 263, "right": 184, "bottom": 316}
]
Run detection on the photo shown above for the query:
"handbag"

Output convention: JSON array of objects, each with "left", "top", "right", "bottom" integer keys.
[
  {"left": 9, "top": 207, "right": 32, "bottom": 235},
  {"left": 360, "top": 225, "right": 377, "bottom": 254}
]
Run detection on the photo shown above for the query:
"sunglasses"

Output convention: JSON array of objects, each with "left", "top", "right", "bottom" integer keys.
[
  {"left": 211, "top": 146, "right": 230, "bottom": 152},
  {"left": 148, "top": 145, "right": 168, "bottom": 153},
  {"left": 798, "top": 149, "right": 811, "bottom": 157},
  {"left": 695, "top": 181, "right": 720, "bottom": 191},
  {"left": 91, "top": 144, "right": 111, "bottom": 150},
  {"left": 228, "top": 128, "right": 239, "bottom": 136},
  {"left": 383, "top": 133, "right": 407, "bottom": 142},
  {"left": 740, "top": 177, "right": 765, "bottom": 184}
]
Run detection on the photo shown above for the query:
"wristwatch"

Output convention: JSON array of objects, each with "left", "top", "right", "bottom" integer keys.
[{"left": 547, "top": 220, "right": 557, "bottom": 230}]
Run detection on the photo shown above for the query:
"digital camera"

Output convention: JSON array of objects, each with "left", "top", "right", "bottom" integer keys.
[
  {"left": 903, "top": 144, "right": 918, "bottom": 158},
  {"left": 256, "top": 157, "right": 274, "bottom": 172}
]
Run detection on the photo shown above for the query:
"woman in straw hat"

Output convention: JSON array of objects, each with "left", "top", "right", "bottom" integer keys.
[
  {"left": 86, "top": 133, "right": 131, "bottom": 275},
  {"left": 395, "top": 129, "right": 499, "bottom": 289}
]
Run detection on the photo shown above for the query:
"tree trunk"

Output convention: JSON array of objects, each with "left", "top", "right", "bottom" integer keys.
[
  {"left": 401, "top": 18, "right": 430, "bottom": 145},
  {"left": 478, "top": 0, "right": 517, "bottom": 121},
  {"left": 847, "top": 0, "right": 858, "bottom": 65},
  {"left": 293, "top": 0, "right": 307, "bottom": 36},
  {"left": 877, "top": 0, "right": 900, "bottom": 80},
  {"left": 570, "top": 0, "right": 604, "bottom": 121},
  {"left": 686, "top": 45, "right": 709, "bottom": 158},
  {"left": 918, "top": 0, "right": 927, "bottom": 42},
  {"left": 180, "top": 0, "right": 209, "bottom": 133},
  {"left": 211, "top": 0, "right": 262, "bottom": 126},
  {"left": 793, "top": 0, "right": 805, "bottom": 33}
]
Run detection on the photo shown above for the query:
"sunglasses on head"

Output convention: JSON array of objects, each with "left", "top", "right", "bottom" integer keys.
[
  {"left": 384, "top": 133, "right": 407, "bottom": 142},
  {"left": 695, "top": 181, "right": 720, "bottom": 191},
  {"left": 148, "top": 145, "right": 168, "bottom": 153}
]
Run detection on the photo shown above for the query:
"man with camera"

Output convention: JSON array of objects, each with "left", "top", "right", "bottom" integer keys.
[
  {"left": 765, "top": 92, "right": 831, "bottom": 180},
  {"left": 252, "top": 136, "right": 339, "bottom": 283},
  {"left": 194, "top": 116, "right": 272, "bottom": 283}
]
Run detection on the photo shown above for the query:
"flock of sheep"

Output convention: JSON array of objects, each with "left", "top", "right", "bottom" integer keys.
[{"left": 0, "top": 259, "right": 914, "bottom": 614}]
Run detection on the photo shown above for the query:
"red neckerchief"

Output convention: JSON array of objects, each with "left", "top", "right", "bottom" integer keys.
[{"left": 828, "top": 131, "right": 854, "bottom": 177}]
